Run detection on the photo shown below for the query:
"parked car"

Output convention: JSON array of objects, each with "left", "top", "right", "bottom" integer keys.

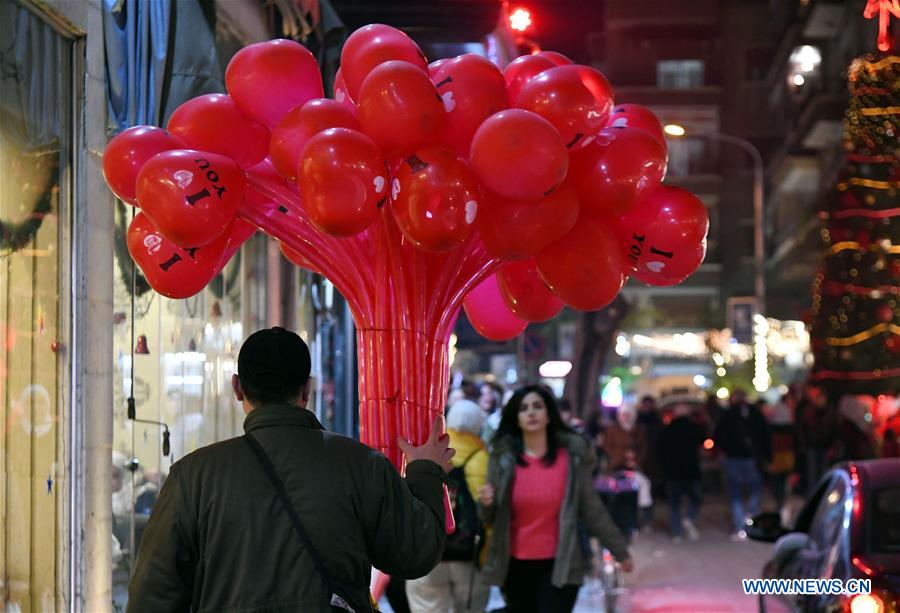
[{"left": 747, "top": 459, "right": 900, "bottom": 613}]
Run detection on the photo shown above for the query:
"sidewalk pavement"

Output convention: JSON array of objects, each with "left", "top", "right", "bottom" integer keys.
[{"left": 380, "top": 497, "right": 776, "bottom": 612}]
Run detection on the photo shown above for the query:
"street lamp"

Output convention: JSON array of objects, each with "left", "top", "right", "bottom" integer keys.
[{"left": 663, "top": 123, "right": 769, "bottom": 391}]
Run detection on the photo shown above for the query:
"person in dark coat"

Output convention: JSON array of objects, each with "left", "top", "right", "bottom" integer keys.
[
  {"left": 714, "top": 390, "right": 771, "bottom": 539},
  {"left": 128, "top": 327, "right": 453, "bottom": 613},
  {"left": 659, "top": 403, "right": 706, "bottom": 541}
]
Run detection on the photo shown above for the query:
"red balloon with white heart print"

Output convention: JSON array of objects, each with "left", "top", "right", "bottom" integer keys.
[
  {"left": 391, "top": 147, "right": 481, "bottom": 252},
  {"left": 298, "top": 128, "right": 387, "bottom": 237},
  {"left": 136, "top": 149, "right": 243, "bottom": 248},
  {"left": 604, "top": 103, "right": 666, "bottom": 146},
  {"left": 497, "top": 258, "right": 564, "bottom": 322},
  {"left": 432, "top": 54, "right": 508, "bottom": 158},
  {"left": 515, "top": 65, "right": 614, "bottom": 151},
  {"left": 126, "top": 211, "right": 229, "bottom": 299},
  {"left": 569, "top": 127, "right": 667, "bottom": 217},
  {"left": 617, "top": 185, "right": 709, "bottom": 286}
]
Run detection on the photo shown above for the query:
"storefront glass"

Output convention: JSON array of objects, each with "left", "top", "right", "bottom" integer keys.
[{"left": 0, "top": 0, "right": 75, "bottom": 609}]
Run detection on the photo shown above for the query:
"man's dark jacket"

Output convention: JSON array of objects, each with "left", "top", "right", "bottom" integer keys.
[
  {"left": 713, "top": 403, "right": 772, "bottom": 462},
  {"left": 659, "top": 416, "right": 706, "bottom": 481},
  {"left": 127, "top": 404, "right": 447, "bottom": 612}
]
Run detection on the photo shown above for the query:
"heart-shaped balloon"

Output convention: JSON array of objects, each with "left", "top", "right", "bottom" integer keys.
[
  {"left": 616, "top": 185, "right": 709, "bottom": 285},
  {"left": 126, "top": 212, "right": 230, "bottom": 299},
  {"left": 166, "top": 94, "right": 270, "bottom": 168},
  {"left": 136, "top": 150, "right": 244, "bottom": 248},
  {"left": 225, "top": 39, "right": 324, "bottom": 128},
  {"left": 270, "top": 98, "right": 359, "bottom": 181},
  {"left": 392, "top": 147, "right": 480, "bottom": 252}
]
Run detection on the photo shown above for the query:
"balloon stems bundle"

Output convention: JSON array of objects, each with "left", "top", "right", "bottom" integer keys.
[{"left": 102, "top": 25, "right": 709, "bottom": 487}]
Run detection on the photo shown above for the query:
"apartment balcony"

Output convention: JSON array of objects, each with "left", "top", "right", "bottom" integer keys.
[{"left": 331, "top": 0, "right": 501, "bottom": 41}]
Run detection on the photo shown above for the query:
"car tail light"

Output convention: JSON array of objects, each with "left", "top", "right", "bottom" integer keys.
[{"left": 848, "top": 593, "right": 884, "bottom": 613}]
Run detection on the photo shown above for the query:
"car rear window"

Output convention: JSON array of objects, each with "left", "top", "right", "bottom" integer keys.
[{"left": 870, "top": 487, "right": 900, "bottom": 553}]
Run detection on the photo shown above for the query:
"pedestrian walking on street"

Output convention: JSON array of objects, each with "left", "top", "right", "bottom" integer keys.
[
  {"left": 477, "top": 385, "right": 633, "bottom": 613},
  {"left": 714, "top": 390, "right": 771, "bottom": 540},
  {"left": 128, "top": 327, "right": 453, "bottom": 613},
  {"left": 796, "top": 384, "right": 838, "bottom": 493},
  {"left": 768, "top": 391, "right": 797, "bottom": 516},
  {"left": 407, "top": 399, "right": 491, "bottom": 613},
  {"left": 658, "top": 403, "right": 706, "bottom": 542}
]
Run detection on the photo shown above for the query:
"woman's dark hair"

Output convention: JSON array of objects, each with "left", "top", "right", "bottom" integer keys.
[{"left": 494, "top": 384, "right": 572, "bottom": 467}]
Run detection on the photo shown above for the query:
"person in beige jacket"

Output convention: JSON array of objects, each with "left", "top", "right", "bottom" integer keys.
[{"left": 407, "top": 399, "right": 491, "bottom": 612}]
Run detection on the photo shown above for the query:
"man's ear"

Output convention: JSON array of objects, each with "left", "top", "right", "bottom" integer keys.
[
  {"left": 232, "top": 373, "right": 244, "bottom": 402},
  {"left": 301, "top": 379, "right": 312, "bottom": 403}
]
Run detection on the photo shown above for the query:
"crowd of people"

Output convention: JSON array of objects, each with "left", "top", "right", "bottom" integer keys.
[{"left": 124, "top": 326, "right": 898, "bottom": 613}]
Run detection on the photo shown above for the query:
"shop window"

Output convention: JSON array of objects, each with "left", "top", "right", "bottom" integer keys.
[
  {"left": 0, "top": 0, "right": 77, "bottom": 609},
  {"left": 656, "top": 59, "right": 705, "bottom": 89}
]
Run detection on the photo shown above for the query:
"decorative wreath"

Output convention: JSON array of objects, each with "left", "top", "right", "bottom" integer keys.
[{"left": 0, "top": 185, "right": 53, "bottom": 255}]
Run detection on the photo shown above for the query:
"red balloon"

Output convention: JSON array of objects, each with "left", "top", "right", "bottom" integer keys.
[
  {"left": 432, "top": 54, "right": 508, "bottom": 158},
  {"left": 515, "top": 65, "right": 614, "bottom": 150},
  {"left": 358, "top": 61, "right": 448, "bottom": 155},
  {"left": 225, "top": 39, "right": 324, "bottom": 128},
  {"left": 470, "top": 109, "right": 568, "bottom": 201},
  {"left": 617, "top": 185, "right": 709, "bottom": 285},
  {"left": 270, "top": 99, "right": 359, "bottom": 181},
  {"left": 605, "top": 103, "right": 666, "bottom": 146},
  {"left": 503, "top": 54, "right": 556, "bottom": 106},
  {"left": 428, "top": 58, "right": 450, "bottom": 75},
  {"left": 392, "top": 148, "right": 480, "bottom": 252},
  {"left": 298, "top": 128, "right": 387, "bottom": 237},
  {"left": 126, "top": 211, "right": 228, "bottom": 299},
  {"left": 463, "top": 274, "right": 528, "bottom": 341},
  {"left": 497, "top": 258, "right": 564, "bottom": 322},
  {"left": 569, "top": 127, "right": 667, "bottom": 217},
  {"left": 166, "top": 94, "right": 269, "bottom": 168},
  {"left": 136, "top": 150, "right": 243, "bottom": 248},
  {"left": 333, "top": 68, "right": 356, "bottom": 108},
  {"left": 340, "top": 24, "right": 428, "bottom": 100},
  {"left": 538, "top": 51, "right": 573, "bottom": 66},
  {"left": 536, "top": 219, "right": 627, "bottom": 311},
  {"left": 103, "top": 126, "right": 184, "bottom": 205},
  {"left": 476, "top": 180, "right": 580, "bottom": 260},
  {"left": 279, "top": 241, "right": 319, "bottom": 273}
]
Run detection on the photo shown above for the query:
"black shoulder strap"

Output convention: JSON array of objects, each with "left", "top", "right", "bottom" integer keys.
[
  {"left": 459, "top": 447, "right": 482, "bottom": 470},
  {"left": 243, "top": 433, "right": 357, "bottom": 613}
]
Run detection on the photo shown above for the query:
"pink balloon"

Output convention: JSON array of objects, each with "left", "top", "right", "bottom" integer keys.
[
  {"left": 225, "top": 39, "right": 324, "bottom": 128},
  {"left": 463, "top": 274, "right": 528, "bottom": 341}
]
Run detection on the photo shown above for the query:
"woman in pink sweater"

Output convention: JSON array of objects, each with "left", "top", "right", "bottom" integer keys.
[{"left": 478, "top": 385, "right": 633, "bottom": 612}]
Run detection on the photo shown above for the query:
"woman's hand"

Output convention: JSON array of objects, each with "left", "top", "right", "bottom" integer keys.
[
  {"left": 478, "top": 483, "right": 495, "bottom": 507},
  {"left": 620, "top": 557, "right": 634, "bottom": 573}
]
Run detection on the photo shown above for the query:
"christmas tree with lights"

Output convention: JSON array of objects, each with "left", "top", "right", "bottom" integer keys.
[{"left": 809, "top": 53, "right": 899, "bottom": 395}]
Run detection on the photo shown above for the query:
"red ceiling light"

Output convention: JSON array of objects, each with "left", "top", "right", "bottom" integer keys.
[{"left": 510, "top": 7, "right": 533, "bottom": 33}]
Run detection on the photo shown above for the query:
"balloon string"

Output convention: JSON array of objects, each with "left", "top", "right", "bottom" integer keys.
[
  {"left": 243, "top": 171, "right": 374, "bottom": 327},
  {"left": 238, "top": 201, "right": 372, "bottom": 327}
]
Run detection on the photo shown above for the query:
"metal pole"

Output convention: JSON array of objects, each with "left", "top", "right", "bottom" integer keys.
[{"left": 705, "top": 132, "right": 766, "bottom": 316}]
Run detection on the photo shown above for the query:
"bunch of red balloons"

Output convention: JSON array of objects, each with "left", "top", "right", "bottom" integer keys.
[{"left": 102, "top": 24, "right": 708, "bottom": 340}]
